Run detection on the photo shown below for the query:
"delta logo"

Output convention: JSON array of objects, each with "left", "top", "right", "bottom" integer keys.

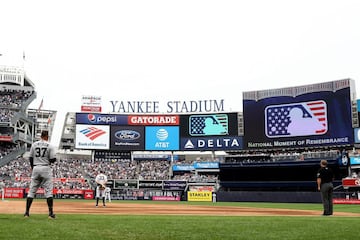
[{"left": 79, "top": 126, "right": 106, "bottom": 140}]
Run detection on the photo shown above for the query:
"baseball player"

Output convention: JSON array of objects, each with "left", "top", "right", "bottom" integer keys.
[
  {"left": 95, "top": 170, "right": 108, "bottom": 207},
  {"left": 105, "top": 186, "right": 111, "bottom": 203},
  {"left": 0, "top": 179, "right": 5, "bottom": 201},
  {"left": 24, "top": 130, "right": 57, "bottom": 219}
]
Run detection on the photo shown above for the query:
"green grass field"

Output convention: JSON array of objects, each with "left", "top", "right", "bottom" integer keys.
[{"left": 1, "top": 201, "right": 359, "bottom": 240}]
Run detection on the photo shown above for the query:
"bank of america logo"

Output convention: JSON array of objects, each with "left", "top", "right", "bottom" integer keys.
[
  {"left": 265, "top": 100, "right": 328, "bottom": 138},
  {"left": 189, "top": 114, "right": 228, "bottom": 136},
  {"left": 79, "top": 127, "right": 106, "bottom": 140}
]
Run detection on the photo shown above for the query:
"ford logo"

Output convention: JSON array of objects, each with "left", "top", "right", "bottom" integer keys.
[{"left": 115, "top": 130, "right": 141, "bottom": 140}]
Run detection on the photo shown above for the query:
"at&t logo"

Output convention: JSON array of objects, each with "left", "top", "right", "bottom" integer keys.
[{"left": 155, "top": 128, "right": 169, "bottom": 147}]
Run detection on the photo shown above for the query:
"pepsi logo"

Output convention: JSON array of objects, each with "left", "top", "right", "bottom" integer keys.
[{"left": 88, "top": 114, "right": 96, "bottom": 122}]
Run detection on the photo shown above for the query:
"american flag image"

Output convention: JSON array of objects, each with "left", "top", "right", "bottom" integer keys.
[
  {"left": 189, "top": 114, "right": 228, "bottom": 136},
  {"left": 79, "top": 127, "right": 106, "bottom": 140},
  {"left": 265, "top": 100, "right": 328, "bottom": 138}
]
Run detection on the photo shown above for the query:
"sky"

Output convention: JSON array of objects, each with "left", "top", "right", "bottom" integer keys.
[{"left": 1, "top": 0, "right": 360, "bottom": 146}]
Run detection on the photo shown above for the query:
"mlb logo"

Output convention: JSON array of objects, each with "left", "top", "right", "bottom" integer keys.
[
  {"left": 189, "top": 114, "right": 228, "bottom": 136},
  {"left": 265, "top": 100, "right": 328, "bottom": 138}
]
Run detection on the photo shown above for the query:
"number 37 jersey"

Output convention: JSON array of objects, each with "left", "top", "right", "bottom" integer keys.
[{"left": 30, "top": 140, "right": 56, "bottom": 166}]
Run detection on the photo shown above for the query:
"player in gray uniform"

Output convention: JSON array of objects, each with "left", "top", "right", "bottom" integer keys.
[{"left": 24, "top": 130, "right": 57, "bottom": 219}]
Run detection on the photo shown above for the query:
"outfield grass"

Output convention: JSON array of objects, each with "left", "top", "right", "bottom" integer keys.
[{"left": 1, "top": 201, "right": 359, "bottom": 240}]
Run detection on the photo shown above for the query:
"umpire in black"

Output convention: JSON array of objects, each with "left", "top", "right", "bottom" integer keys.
[{"left": 316, "top": 159, "right": 334, "bottom": 216}]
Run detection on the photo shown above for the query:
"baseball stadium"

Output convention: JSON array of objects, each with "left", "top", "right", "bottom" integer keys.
[{"left": 1, "top": 63, "right": 360, "bottom": 239}]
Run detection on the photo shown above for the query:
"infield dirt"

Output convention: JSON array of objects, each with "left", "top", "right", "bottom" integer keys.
[{"left": 1, "top": 200, "right": 360, "bottom": 217}]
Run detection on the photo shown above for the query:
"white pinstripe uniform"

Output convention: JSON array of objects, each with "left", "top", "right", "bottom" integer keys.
[
  {"left": 0, "top": 180, "right": 5, "bottom": 201},
  {"left": 95, "top": 173, "right": 108, "bottom": 198},
  {"left": 105, "top": 187, "right": 111, "bottom": 202}
]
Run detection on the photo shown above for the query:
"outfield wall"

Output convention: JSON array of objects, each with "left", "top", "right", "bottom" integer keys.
[{"left": 217, "top": 191, "right": 322, "bottom": 203}]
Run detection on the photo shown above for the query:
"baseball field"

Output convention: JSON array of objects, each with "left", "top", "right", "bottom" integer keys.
[{"left": 0, "top": 199, "right": 359, "bottom": 239}]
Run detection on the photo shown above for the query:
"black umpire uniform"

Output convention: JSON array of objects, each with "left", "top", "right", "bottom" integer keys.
[{"left": 317, "top": 159, "right": 334, "bottom": 216}]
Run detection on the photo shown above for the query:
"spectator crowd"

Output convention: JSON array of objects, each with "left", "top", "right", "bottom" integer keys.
[{"left": 0, "top": 156, "right": 220, "bottom": 190}]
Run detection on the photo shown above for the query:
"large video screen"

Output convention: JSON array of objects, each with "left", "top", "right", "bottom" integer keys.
[{"left": 243, "top": 80, "right": 354, "bottom": 150}]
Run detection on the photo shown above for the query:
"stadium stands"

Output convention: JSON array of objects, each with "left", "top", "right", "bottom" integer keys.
[{"left": 0, "top": 85, "right": 35, "bottom": 166}]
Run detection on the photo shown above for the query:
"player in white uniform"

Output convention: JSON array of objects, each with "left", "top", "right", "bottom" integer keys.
[
  {"left": 24, "top": 130, "right": 57, "bottom": 219},
  {"left": 95, "top": 170, "right": 108, "bottom": 207},
  {"left": 105, "top": 186, "right": 111, "bottom": 203},
  {"left": 0, "top": 180, "right": 5, "bottom": 201}
]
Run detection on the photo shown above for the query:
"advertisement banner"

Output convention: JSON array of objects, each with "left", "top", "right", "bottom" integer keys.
[
  {"left": 24, "top": 188, "right": 89, "bottom": 195},
  {"left": 18, "top": 177, "right": 86, "bottom": 183},
  {"left": 4, "top": 188, "right": 93, "bottom": 199},
  {"left": 0, "top": 135, "right": 12, "bottom": 142},
  {"left": 81, "top": 95, "right": 102, "bottom": 113},
  {"left": 145, "top": 126, "right": 179, "bottom": 150},
  {"left": 53, "top": 189, "right": 87, "bottom": 195},
  {"left": 350, "top": 156, "right": 360, "bottom": 165},
  {"left": 163, "top": 181, "right": 187, "bottom": 190},
  {"left": 187, "top": 191, "right": 212, "bottom": 202},
  {"left": 4, "top": 188, "right": 24, "bottom": 198},
  {"left": 355, "top": 128, "right": 360, "bottom": 143},
  {"left": 83, "top": 190, "right": 94, "bottom": 199},
  {"left": 333, "top": 199, "right": 360, "bottom": 204},
  {"left": 172, "top": 163, "right": 219, "bottom": 171},
  {"left": 180, "top": 136, "right": 243, "bottom": 151},
  {"left": 110, "top": 125, "right": 145, "bottom": 150},
  {"left": 81, "top": 106, "right": 102, "bottom": 112},
  {"left": 128, "top": 115, "right": 179, "bottom": 125},
  {"left": 138, "top": 180, "right": 163, "bottom": 189},
  {"left": 342, "top": 178, "right": 360, "bottom": 188},
  {"left": 172, "top": 165, "right": 195, "bottom": 171},
  {"left": 76, "top": 113, "right": 128, "bottom": 125},
  {"left": 114, "top": 180, "right": 138, "bottom": 189},
  {"left": 188, "top": 186, "right": 215, "bottom": 192},
  {"left": 75, "top": 124, "right": 110, "bottom": 150},
  {"left": 152, "top": 196, "right": 181, "bottom": 201},
  {"left": 193, "top": 162, "right": 219, "bottom": 169}
]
